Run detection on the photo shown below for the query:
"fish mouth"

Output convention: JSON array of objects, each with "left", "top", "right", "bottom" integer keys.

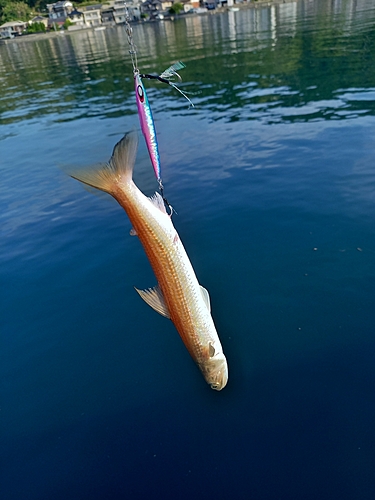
[
  {"left": 210, "top": 364, "right": 228, "bottom": 391},
  {"left": 201, "top": 354, "right": 228, "bottom": 391}
]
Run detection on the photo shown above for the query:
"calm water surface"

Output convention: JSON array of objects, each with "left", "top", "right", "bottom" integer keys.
[{"left": 1, "top": 1, "right": 375, "bottom": 498}]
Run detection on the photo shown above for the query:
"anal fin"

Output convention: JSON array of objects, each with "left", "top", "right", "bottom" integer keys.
[{"left": 134, "top": 285, "right": 170, "bottom": 319}]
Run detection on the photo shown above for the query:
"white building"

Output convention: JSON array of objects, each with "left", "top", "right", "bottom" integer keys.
[
  {"left": 83, "top": 4, "right": 103, "bottom": 27},
  {"left": 0, "top": 21, "right": 28, "bottom": 38},
  {"left": 113, "top": 0, "right": 140, "bottom": 24},
  {"left": 47, "top": 1, "right": 74, "bottom": 26}
]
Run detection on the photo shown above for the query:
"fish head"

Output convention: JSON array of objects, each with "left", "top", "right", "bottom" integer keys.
[{"left": 200, "top": 343, "right": 228, "bottom": 391}]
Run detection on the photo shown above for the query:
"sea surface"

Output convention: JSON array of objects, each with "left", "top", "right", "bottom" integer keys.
[{"left": 1, "top": 0, "right": 375, "bottom": 498}]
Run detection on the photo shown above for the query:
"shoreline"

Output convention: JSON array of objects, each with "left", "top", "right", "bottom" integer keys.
[{"left": 0, "top": 0, "right": 298, "bottom": 45}]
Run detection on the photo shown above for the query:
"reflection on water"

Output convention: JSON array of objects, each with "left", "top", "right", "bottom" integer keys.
[{"left": 1, "top": 0, "right": 375, "bottom": 129}]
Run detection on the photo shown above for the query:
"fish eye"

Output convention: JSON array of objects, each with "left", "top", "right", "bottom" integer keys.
[{"left": 137, "top": 85, "right": 144, "bottom": 102}]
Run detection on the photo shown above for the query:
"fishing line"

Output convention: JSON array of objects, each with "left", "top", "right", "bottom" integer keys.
[
  {"left": 124, "top": 3, "right": 192, "bottom": 214},
  {"left": 124, "top": 3, "right": 194, "bottom": 106},
  {"left": 124, "top": 3, "right": 138, "bottom": 75}
]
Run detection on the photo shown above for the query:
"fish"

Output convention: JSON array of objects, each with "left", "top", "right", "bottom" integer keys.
[{"left": 70, "top": 131, "right": 228, "bottom": 390}]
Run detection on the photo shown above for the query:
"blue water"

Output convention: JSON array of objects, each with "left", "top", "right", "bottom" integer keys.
[{"left": 2, "top": 1, "right": 375, "bottom": 498}]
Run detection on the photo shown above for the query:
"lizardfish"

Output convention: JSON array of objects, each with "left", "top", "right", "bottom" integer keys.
[{"left": 70, "top": 131, "right": 228, "bottom": 390}]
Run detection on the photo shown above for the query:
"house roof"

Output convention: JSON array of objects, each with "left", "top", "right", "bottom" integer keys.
[
  {"left": 68, "top": 8, "right": 84, "bottom": 17},
  {"left": 50, "top": 1, "right": 73, "bottom": 7},
  {"left": 85, "top": 4, "right": 102, "bottom": 10},
  {"left": 0, "top": 21, "right": 27, "bottom": 29},
  {"left": 142, "top": 0, "right": 165, "bottom": 7}
]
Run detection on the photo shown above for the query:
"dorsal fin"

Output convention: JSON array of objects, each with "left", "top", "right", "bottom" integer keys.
[
  {"left": 134, "top": 285, "right": 170, "bottom": 318},
  {"left": 200, "top": 286, "right": 211, "bottom": 312}
]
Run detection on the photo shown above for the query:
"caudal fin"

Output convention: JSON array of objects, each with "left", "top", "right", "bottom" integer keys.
[{"left": 69, "top": 131, "right": 138, "bottom": 194}]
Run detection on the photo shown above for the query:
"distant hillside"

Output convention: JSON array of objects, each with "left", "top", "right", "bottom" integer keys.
[{"left": 0, "top": 0, "right": 101, "bottom": 24}]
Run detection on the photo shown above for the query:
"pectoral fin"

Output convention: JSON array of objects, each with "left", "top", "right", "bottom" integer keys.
[
  {"left": 134, "top": 285, "right": 170, "bottom": 319},
  {"left": 208, "top": 342, "right": 215, "bottom": 357},
  {"left": 200, "top": 286, "right": 211, "bottom": 312}
]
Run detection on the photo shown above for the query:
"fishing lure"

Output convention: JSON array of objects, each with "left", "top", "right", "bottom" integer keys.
[
  {"left": 124, "top": 5, "right": 193, "bottom": 193},
  {"left": 134, "top": 72, "right": 163, "bottom": 189}
]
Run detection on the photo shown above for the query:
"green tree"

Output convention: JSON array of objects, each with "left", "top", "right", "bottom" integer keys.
[
  {"left": 169, "top": 2, "right": 183, "bottom": 15},
  {"left": 63, "top": 17, "right": 72, "bottom": 29},
  {"left": 32, "top": 0, "right": 49, "bottom": 12},
  {"left": 0, "top": 1, "right": 32, "bottom": 23},
  {"left": 26, "top": 21, "right": 46, "bottom": 33}
]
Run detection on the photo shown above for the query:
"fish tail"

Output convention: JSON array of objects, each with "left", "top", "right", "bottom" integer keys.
[{"left": 69, "top": 131, "right": 138, "bottom": 194}]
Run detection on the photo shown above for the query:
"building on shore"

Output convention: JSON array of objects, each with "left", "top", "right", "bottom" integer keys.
[
  {"left": 82, "top": 5, "right": 103, "bottom": 27},
  {"left": 181, "top": 0, "right": 201, "bottom": 13},
  {"left": 67, "top": 8, "right": 85, "bottom": 29},
  {"left": 31, "top": 16, "right": 49, "bottom": 29},
  {"left": 0, "top": 21, "right": 28, "bottom": 39},
  {"left": 66, "top": 5, "right": 104, "bottom": 30},
  {"left": 46, "top": 1, "right": 113, "bottom": 30},
  {"left": 112, "top": 0, "right": 141, "bottom": 24},
  {"left": 46, "top": 1, "right": 74, "bottom": 27},
  {"left": 141, "top": 0, "right": 173, "bottom": 19}
]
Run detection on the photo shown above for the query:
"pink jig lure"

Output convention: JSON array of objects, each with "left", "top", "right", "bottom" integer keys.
[{"left": 134, "top": 72, "right": 162, "bottom": 189}]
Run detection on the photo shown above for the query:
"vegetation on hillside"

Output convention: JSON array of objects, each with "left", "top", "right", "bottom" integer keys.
[
  {"left": 0, "top": 0, "right": 97, "bottom": 24},
  {"left": 0, "top": 1, "right": 33, "bottom": 23}
]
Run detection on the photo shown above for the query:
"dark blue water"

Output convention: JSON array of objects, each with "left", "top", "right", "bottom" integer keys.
[{"left": 2, "top": 1, "right": 375, "bottom": 498}]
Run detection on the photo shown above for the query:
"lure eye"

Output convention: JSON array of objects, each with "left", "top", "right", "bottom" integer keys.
[{"left": 137, "top": 85, "right": 144, "bottom": 103}]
